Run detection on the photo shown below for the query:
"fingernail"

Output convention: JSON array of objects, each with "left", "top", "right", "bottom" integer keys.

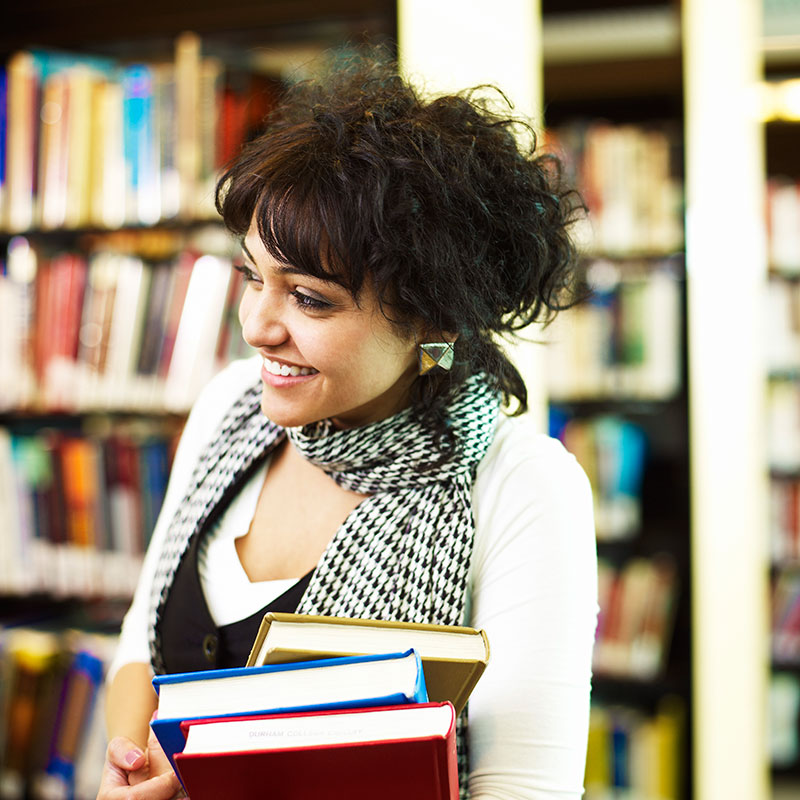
[{"left": 125, "top": 749, "right": 143, "bottom": 767}]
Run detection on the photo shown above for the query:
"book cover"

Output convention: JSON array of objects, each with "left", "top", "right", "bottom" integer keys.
[
  {"left": 91, "top": 77, "right": 126, "bottom": 228},
  {"left": 156, "top": 250, "right": 193, "bottom": 380},
  {"left": 122, "top": 64, "right": 159, "bottom": 225},
  {"left": 136, "top": 261, "right": 172, "bottom": 378},
  {"left": 36, "top": 649, "right": 104, "bottom": 799},
  {"left": 174, "top": 32, "right": 200, "bottom": 220},
  {"left": 162, "top": 254, "right": 232, "bottom": 411},
  {"left": 138, "top": 437, "right": 170, "bottom": 550},
  {"left": 175, "top": 702, "right": 458, "bottom": 800},
  {"left": 153, "top": 63, "right": 179, "bottom": 221},
  {"left": 247, "top": 612, "right": 489, "bottom": 715},
  {"left": 63, "top": 65, "right": 96, "bottom": 229},
  {"left": 37, "top": 70, "right": 69, "bottom": 230},
  {"left": 0, "top": 66, "right": 7, "bottom": 221},
  {"left": 5, "top": 52, "right": 38, "bottom": 232},
  {"left": 151, "top": 649, "right": 427, "bottom": 775}
]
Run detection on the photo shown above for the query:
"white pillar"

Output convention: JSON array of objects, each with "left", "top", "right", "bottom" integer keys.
[
  {"left": 683, "top": 1, "right": 770, "bottom": 799},
  {"left": 397, "top": 0, "right": 547, "bottom": 431}
]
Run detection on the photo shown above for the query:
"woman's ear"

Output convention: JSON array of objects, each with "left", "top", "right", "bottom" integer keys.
[{"left": 417, "top": 327, "right": 459, "bottom": 346}]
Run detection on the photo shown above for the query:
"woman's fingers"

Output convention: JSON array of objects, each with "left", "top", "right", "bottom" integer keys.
[
  {"left": 105, "top": 735, "right": 146, "bottom": 771},
  {"left": 98, "top": 769, "right": 183, "bottom": 800},
  {"left": 97, "top": 735, "right": 183, "bottom": 800}
]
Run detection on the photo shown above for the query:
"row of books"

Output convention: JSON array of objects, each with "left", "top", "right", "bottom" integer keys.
[
  {"left": 770, "top": 672, "right": 800, "bottom": 769},
  {"left": 544, "top": 259, "right": 683, "bottom": 401},
  {"left": 768, "top": 177, "right": 800, "bottom": 275},
  {"left": 594, "top": 556, "right": 678, "bottom": 681},
  {"left": 770, "top": 477, "right": 800, "bottom": 565},
  {"left": 0, "top": 231, "right": 250, "bottom": 414},
  {"left": 1, "top": 33, "right": 279, "bottom": 232},
  {"left": 153, "top": 613, "right": 490, "bottom": 800},
  {"left": 767, "top": 378, "right": 800, "bottom": 473},
  {"left": 0, "top": 422, "right": 179, "bottom": 599},
  {"left": 772, "top": 569, "right": 800, "bottom": 665},
  {"left": 766, "top": 276, "right": 800, "bottom": 376},
  {"left": 584, "top": 696, "right": 685, "bottom": 800},
  {"left": 0, "top": 627, "right": 115, "bottom": 800},
  {"left": 545, "top": 122, "right": 684, "bottom": 257},
  {"left": 550, "top": 411, "right": 647, "bottom": 542}
]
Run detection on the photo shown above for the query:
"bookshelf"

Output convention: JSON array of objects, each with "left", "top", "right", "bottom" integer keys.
[
  {"left": 538, "top": 4, "right": 692, "bottom": 798},
  {"left": 0, "top": 4, "right": 396, "bottom": 798},
  {"left": 763, "top": 3, "right": 800, "bottom": 796},
  {"left": 542, "top": 97, "right": 691, "bottom": 800}
]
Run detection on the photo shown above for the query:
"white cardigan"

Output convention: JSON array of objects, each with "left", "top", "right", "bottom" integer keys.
[{"left": 111, "top": 356, "right": 598, "bottom": 800}]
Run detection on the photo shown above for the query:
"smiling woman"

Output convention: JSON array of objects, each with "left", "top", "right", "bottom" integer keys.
[{"left": 99, "top": 49, "right": 597, "bottom": 800}]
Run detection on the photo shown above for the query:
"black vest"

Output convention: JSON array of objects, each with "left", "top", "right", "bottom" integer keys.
[{"left": 158, "top": 526, "right": 314, "bottom": 673}]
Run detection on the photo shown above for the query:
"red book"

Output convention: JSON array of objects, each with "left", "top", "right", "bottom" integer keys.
[{"left": 174, "top": 702, "right": 458, "bottom": 800}]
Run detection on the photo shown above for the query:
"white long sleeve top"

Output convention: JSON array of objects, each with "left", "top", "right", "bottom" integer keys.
[{"left": 110, "top": 356, "right": 598, "bottom": 800}]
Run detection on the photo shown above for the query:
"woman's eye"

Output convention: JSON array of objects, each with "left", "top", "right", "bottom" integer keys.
[
  {"left": 233, "top": 262, "right": 262, "bottom": 285},
  {"left": 291, "top": 290, "right": 331, "bottom": 311}
]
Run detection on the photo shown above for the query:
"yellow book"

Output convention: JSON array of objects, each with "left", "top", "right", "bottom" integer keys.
[
  {"left": 246, "top": 612, "right": 490, "bottom": 716},
  {"left": 64, "top": 65, "right": 95, "bottom": 229}
]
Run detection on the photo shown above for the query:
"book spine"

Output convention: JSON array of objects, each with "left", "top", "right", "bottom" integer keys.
[
  {"left": 4, "top": 52, "right": 38, "bottom": 232},
  {"left": 1, "top": 424, "right": 178, "bottom": 599},
  {"left": 592, "top": 555, "right": 679, "bottom": 680},
  {"left": 545, "top": 259, "right": 682, "bottom": 401}
]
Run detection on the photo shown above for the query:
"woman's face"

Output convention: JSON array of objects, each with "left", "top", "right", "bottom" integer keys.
[{"left": 237, "top": 221, "right": 420, "bottom": 429}]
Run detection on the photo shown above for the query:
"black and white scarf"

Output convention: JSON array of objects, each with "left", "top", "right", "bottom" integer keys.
[{"left": 148, "top": 371, "right": 501, "bottom": 796}]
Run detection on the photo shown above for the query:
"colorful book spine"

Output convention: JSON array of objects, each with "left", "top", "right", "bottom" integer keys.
[
  {"left": 0, "top": 236, "right": 246, "bottom": 414},
  {"left": 550, "top": 411, "right": 647, "bottom": 542},
  {"left": 0, "top": 424, "right": 179, "bottom": 598},
  {"left": 38, "top": 649, "right": 104, "bottom": 799},
  {"left": 593, "top": 555, "right": 678, "bottom": 680},
  {"left": 545, "top": 259, "right": 682, "bottom": 401},
  {"left": 584, "top": 697, "right": 684, "bottom": 800},
  {"left": 1, "top": 38, "right": 275, "bottom": 232},
  {"left": 151, "top": 650, "right": 428, "bottom": 777},
  {"left": 0, "top": 66, "right": 7, "bottom": 220}
]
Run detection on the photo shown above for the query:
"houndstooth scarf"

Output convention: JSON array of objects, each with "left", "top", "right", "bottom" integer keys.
[{"left": 148, "top": 370, "right": 501, "bottom": 797}]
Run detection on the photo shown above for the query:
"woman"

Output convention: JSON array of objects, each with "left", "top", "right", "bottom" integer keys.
[{"left": 99, "top": 53, "right": 597, "bottom": 800}]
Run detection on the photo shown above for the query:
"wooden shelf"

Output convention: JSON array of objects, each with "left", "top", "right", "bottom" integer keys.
[{"left": 0, "top": 0, "right": 395, "bottom": 56}]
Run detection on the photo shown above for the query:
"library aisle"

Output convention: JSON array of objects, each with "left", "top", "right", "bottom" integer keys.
[{"left": 0, "top": 1, "right": 797, "bottom": 800}]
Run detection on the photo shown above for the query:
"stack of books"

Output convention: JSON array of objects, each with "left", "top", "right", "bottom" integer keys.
[{"left": 150, "top": 613, "right": 490, "bottom": 800}]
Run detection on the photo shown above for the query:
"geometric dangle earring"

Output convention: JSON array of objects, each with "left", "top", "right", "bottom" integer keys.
[{"left": 418, "top": 341, "right": 455, "bottom": 375}]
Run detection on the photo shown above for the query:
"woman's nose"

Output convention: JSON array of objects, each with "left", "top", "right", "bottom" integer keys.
[{"left": 241, "top": 292, "right": 289, "bottom": 349}]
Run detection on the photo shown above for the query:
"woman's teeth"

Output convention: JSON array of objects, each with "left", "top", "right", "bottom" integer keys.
[{"left": 263, "top": 358, "right": 317, "bottom": 377}]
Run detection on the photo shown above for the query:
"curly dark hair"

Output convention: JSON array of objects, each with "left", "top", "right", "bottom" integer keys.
[{"left": 215, "top": 51, "right": 583, "bottom": 427}]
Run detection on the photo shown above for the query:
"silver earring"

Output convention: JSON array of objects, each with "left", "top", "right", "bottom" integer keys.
[{"left": 418, "top": 342, "right": 454, "bottom": 375}]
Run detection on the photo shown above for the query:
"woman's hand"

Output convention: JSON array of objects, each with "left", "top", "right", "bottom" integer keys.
[{"left": 97, "top": 728, "right": 185, "bottom": 800}]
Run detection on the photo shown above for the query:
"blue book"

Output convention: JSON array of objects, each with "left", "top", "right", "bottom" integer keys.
[
  {"left": 151, "top": 649, "right": 427, "bottom": 775},
  {"left": 0, "top": 67, "right": 6, "bottom": 194},
  {"left": 121, "top": 63, "right": 157, "bottom": 224},
  {"left": 43, "top": 650, "right": 104, "bottom": 800}
]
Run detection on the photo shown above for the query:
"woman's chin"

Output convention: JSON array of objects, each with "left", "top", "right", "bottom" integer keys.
[{"left": 259, "top": 397, "right": 322, "bottom": 429}]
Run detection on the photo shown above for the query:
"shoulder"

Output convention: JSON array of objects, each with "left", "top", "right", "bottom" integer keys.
[
  {"left": 475, "top": 412, "right": 591, "bottom": 503},
  {"left": 471, "top": 412, "right": 595, "bottom": 566}
]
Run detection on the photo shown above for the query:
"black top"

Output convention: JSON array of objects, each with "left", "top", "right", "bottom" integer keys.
[{"left": 159, "top": 526, "right": 313, "bottom": 674}]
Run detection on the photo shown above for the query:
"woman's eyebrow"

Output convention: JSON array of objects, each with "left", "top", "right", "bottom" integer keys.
[{"left": 242, "top": 239, "right": 346, "bottom": 288}]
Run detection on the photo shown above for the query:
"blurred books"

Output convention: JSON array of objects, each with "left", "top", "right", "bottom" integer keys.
[
  {"left": 0, "top": 35, "right": 279, "bottom": 233},
  {"left": 0, "top": 232, "right": 249, "bottom": 415}
]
